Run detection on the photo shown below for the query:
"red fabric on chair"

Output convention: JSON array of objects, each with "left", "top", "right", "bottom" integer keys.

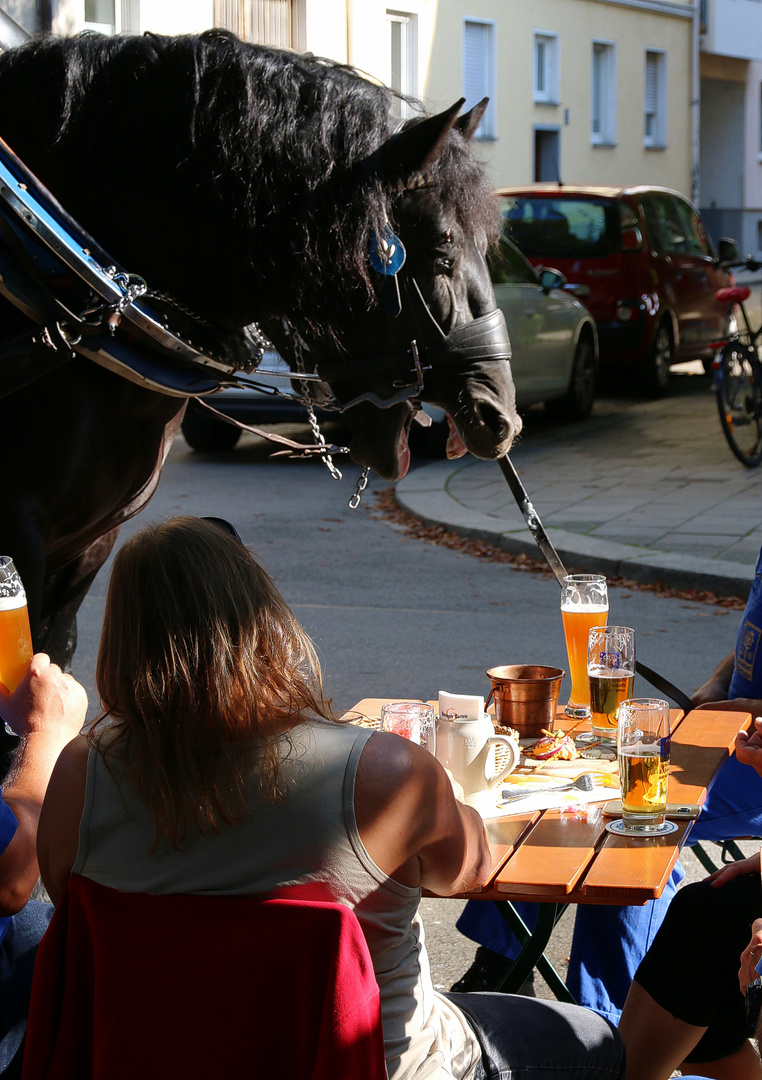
[{"left": 21, "top": 875, "right": 387, "bottom": 1080}]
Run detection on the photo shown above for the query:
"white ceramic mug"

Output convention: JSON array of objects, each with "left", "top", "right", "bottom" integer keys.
[{"left": 435, "top": 714, "right": 520, "bottom": 797}]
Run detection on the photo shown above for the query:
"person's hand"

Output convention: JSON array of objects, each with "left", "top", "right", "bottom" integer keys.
[
  {"left": 735, "top": 716, "right": 762, "bottom": 777},
  {"left": 710, "top": 850, "right": 760, "bottom": 888},
  {"left": 739, "top": 917, "right": 762, "bottom": 992},
  {"left": 0, "top": 653, "right": 87, "bottom": 742}
]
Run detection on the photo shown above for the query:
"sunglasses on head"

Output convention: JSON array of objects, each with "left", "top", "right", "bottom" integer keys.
[{"left": 201, "top": 516, "right": 243, "bottom": 544}]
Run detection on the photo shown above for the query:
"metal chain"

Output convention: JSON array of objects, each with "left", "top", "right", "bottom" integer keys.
[
  {"left": 348, "top": 467, "right": 370, "bottom": 510},
  {"left": 290, "top": 326, "right": 347, "bottom": 482}
]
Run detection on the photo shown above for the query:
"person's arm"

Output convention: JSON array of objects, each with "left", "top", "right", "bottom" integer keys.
[
  {"left": 36, "top": 734, "right": 89, "bottom": 905},
  {"left": 691, "top": 652, "right": 734, "bottom": 706},
  {"left": 0, "top": 655, "right": 87, "bottom": 914},
  {"left": 354, "top": 731, "right": 492, "bottom": 896}
]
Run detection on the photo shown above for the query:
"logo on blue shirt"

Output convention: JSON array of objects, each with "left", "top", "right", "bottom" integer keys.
[{"left": 736, "top": 619, "right": 762, "bottom": 683}]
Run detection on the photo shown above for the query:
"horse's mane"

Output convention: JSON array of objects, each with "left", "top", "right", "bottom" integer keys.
[{"left": 0, "top": 30, "right": 498, "bottom": 335}]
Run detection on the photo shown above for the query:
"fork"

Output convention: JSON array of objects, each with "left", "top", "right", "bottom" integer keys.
[{"left": 499, "top": 773, "right": 599, "bottom": 804}]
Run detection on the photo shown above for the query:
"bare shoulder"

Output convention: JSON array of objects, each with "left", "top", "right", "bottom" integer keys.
[
  {"left": 37, "top": 733, "right": 90, "bottom": 904},
  {"left": 354, "top": 731, "right": 491, "bottom": 894}
]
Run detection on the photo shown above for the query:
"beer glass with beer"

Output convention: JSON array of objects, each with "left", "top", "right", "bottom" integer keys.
[
  {"left": 560, "top": 574, "right": 608, "bottom": 719},
  {"left": 0, "top": 557, "right": 32, "bottom": 694},
  {"left": 587, "top": 625, "right": 636, "bottom": 742},
  {"left": 617, "top": 698, "right": 671, "bottom": 833}
]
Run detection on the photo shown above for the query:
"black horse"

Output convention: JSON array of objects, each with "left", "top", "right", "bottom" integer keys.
[{"left": 0, "top": 30, "right": 519, "bottom": 670}]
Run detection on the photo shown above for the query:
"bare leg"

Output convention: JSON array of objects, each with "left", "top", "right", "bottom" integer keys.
[
  {"left": 682, "top": 1040, "right": 762, "bottom": 1080},
  {"left": 618, "top": 981, "right": 708, "bottom": 1080},
  {"left": 619, "top": 983, "right": 762, "bottom": 1080}
]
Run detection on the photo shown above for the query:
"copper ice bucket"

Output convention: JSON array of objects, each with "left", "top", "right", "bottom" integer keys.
[{"left": 486, "top": 664, "right": 565, "bottom": 739}]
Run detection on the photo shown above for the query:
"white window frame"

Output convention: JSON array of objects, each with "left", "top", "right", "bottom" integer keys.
[
  {"left": 533, "top": 30, "right": 559, "bottom": 105},
  {"left": 462, "top": 17, "right": 497, "bottom": 140},
  {"left": 387, "top": 10, "right": 418, "bottom": 120},
  {"left": 83, "top": 0, "right": 139, "bottom": 34},
  {"left": 591, "top": 40, "right": 617, "bottom": 146},
  {"left": 644, "top": 49, "right": 667, "bottom": 148}
]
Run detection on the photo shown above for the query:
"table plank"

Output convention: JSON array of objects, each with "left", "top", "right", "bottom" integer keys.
[
  {"left": 668, "top": 707, "right": 751, "bottom": 805},
  {"left": 493, "top": 811, "right": 608, "bottom": 898}
]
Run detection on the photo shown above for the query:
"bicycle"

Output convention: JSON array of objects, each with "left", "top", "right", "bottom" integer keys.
[{"left": 712, "top": 256, "right": 762, "bottom": 467}]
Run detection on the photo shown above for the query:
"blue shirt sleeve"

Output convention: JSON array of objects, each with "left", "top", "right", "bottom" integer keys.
[
  {"left": 729, "top": 547, "right": 762, "bottom": 700},
  {"left": 0, "top": 793, "right": 17, "bottom": 855}
]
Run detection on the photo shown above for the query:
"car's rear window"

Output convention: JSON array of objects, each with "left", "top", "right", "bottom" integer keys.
[{"left": 501, "top": 197, "right": 620, "bottom": 258}]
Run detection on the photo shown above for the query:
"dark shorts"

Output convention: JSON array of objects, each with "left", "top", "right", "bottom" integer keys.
[{"left": 635, "top": 872, "right": 762, "bottom": 1064}]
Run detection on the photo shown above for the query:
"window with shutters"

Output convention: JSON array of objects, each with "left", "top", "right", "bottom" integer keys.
[
  {"left": 644, "top": 50, "right": 667, "bottom": 148},
  {"left": 214, "top": 0, "right": 294, "bottom": 48},
  {"left": 533, "top": 31, "right": 559, "bottom": 105},
  {"left": 462, "top": 18, "right": 496, "bottom": 139},
  {"left": 387, "top": 10, "right": 418, "bottom": 120},
  {"left": 591, "top": 40, "right": 616, "bottom": 146}
]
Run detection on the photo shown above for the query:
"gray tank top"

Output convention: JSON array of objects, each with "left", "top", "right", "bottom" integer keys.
[{"left": 73, "top": 719, "right": 480, "bottom": 1080}]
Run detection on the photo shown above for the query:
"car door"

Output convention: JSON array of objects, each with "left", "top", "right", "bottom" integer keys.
[
  {"left": 670, "top": 195, "right": 730, "bottom": 350},
  {"left": 489, "top": 237, "right": 575, "bottom": 406},
  {"left": 640, "top": 193, "right": 722, "bottom": 356}
]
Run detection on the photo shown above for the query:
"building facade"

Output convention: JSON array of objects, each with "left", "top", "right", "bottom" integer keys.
[
  {"left": 700, "top": 0, "right": 762, "bottom": 257},
  {"left": 6, "top": 0, "right": 748, "bottom": 245}
]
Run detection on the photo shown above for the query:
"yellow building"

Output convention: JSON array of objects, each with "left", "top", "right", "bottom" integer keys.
[
  {"left": 15, "top": 2, "right": 698, "bottom": 202},
  {"left": 349, "top": 0, "right": 698, "bottom": 197}
]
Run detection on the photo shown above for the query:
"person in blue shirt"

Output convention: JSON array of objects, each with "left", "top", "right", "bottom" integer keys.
[
  {"left": 454, "top": 550, "right": 762, "bottom": 1021},
  {"left": 0, "top": 655, "right": 86, "bottom": 1078}
]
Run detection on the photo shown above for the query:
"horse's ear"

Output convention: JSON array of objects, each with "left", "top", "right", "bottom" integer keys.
[
  {"left": 369, "top": 99, "right": 465, "bottom": 189},
  {"left": 455, "top": 98, "right": 488, "bottom": 143}
]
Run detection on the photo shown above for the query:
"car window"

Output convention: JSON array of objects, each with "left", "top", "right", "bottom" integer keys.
[
  {"left": 501, "top": 196, "right": 619, "bottom": 258},
  {"left": 489, "top": 236, "right": 539, "bottom": 285},
  {"left": 640, "top": 194, "right": 691, "bottom": 255},
  {"left": 672, "top": 196, "right": 713, "bottom": 257}
]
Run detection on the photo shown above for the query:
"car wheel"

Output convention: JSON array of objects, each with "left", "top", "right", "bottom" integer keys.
[
  {"left": 181, "top": 409, "right": 242, "bottom": 452},
  {"left": 545, "top": 333, "right": 597, "bottom": 421},
  {"left": 642, "top": 319, "right": 673, "bottom": 396}
]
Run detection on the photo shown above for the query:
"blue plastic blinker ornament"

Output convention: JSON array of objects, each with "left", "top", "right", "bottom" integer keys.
[{"left": 369, "top": 227, "right": 406, "bottom": 276}]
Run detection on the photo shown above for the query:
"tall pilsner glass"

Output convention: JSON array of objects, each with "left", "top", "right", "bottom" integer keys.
[
  {"left": 560, "top": 574, "right": 608, "bottom": 719},
  {"left": 0, "top": 557, "right": 32, "bottom": 693},
  {"left": 617, "top": 698, "right": 671, "bottom": 833}
]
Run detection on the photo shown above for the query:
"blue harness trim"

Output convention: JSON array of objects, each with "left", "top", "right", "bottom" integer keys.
[{"left": 0, "top": 135, "right": 263, "bottom": 399}]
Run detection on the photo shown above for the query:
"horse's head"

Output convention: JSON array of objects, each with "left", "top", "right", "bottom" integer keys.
[{"left": 307, "top": 99, "right": 520, "bottom": 481}]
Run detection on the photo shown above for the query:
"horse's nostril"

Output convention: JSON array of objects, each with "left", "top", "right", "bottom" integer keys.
[{"left": 477, "top": 400, "right": 520, "bottom": 446}]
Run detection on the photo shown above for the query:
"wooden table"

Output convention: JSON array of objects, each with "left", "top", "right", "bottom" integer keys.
[{"left": 349, "top": 698, "right": 752, "bottom": 998}]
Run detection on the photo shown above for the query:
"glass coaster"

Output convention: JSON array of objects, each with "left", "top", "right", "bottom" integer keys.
[{"left": 605, "top": 819, "right": 678, "bottom": 838}]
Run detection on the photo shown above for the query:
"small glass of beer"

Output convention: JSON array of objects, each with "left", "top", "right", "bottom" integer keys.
[
  {"left": 0, "top": 557, "right": 32, "bottom": 694},
  {"left": 587, "top": 625, "right": 636, "bottom": 742},
  {"left": 560, "top": 574, "right": 608, "bottom": 719},
  {"left": 617, "top": 698, "right": 671, "bottom": 833}
]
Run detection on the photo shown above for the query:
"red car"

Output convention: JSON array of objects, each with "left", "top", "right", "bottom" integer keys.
[{"left": 496, "top": 185, "right": 738, "bottom": 394}]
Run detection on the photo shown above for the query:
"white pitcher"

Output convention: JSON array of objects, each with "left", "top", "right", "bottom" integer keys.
[{"left": 435, "top": 714, "right": 520, "bottom": 797}]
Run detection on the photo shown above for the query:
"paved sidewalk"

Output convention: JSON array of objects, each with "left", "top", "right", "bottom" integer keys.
[{"left": 397, "top": 371, "right": 762, "bottom": 598}]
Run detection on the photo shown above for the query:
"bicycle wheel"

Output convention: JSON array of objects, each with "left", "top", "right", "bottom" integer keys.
[{"left": 716, "top": 342, "right": 762, "bottom": 466}]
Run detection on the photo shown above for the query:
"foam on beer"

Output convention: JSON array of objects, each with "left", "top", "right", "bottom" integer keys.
[
  {"left": 560, "top": 601, "right": 608, "bottom": 613},
  {"left": 0, "top": 592, "right": 26, "bottom": 611}
]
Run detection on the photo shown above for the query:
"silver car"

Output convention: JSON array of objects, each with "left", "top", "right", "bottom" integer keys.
[{"left": 181, "top": 235, "right": 598, "bottom": 453}]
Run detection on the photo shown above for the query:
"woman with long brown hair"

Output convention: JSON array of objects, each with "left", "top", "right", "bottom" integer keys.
[{"left": 37, "top": 516, "right": 624, "bottom": 1080}]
